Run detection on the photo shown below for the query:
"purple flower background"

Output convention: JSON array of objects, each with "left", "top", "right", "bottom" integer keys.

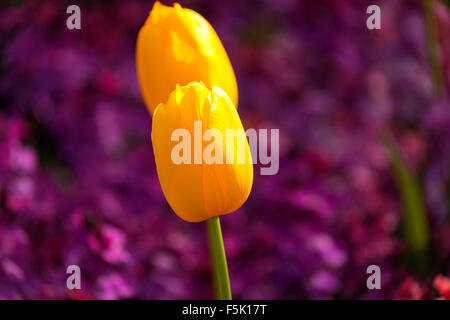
[{"left": 0, "top": 0, "right": 449, "bottom": 299}]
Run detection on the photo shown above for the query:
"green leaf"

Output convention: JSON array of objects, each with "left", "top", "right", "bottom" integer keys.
[{"left": 383, "top": 132, "right": 430, "bottom": 273}]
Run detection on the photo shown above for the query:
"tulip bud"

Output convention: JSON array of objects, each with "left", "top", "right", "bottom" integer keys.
[
  {"left": 151, "top": 82, "right": 252, "bottom": 222},
  {"left": 136, "top": 2, "right": 238, "bottom": 115}
]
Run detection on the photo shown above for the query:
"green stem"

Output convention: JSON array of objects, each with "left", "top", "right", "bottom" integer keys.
[
  {"left": 206, "top": 216, "right": 232, "bottom": 300},
  {"left": 423, "top": 0, "right": 445, "bottom": 96}
]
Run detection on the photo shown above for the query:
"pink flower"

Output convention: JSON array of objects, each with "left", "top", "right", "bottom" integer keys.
[
  {"left": 396, "top": 277, "right": 425, "bottom": 300},
  {"left": 433, "top": 275, "right": 450, "bottom": 300}
]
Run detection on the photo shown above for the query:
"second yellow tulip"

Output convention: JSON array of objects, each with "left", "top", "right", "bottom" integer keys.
[{"left": 136, "top": 2, "right": 238, "bottom": 115}]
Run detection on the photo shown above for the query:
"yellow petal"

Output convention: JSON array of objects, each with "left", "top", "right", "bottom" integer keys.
[
  {"left": 202, "top": 87, "right": 253, "bottom": 216},
  {"left": 151, "top": 82, "right": 252, "bottom": 222},
  {"left": 136, "top": 2, "right": 238, "bottom": 116}
]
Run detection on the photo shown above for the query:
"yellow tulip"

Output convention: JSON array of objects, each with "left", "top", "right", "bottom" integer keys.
[
  {"left": 136, "top": 2, "right": 238, "bottom": 115},
  {"left": 151, "top": 82, "right": 252, "bottom": 222}
]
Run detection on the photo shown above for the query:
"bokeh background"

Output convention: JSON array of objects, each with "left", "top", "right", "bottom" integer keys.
[{"left": 0, "top": 0, "right": 449, "bottom": 299}]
